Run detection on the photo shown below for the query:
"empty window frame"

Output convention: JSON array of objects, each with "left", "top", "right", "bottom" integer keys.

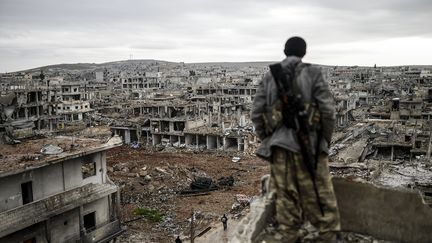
[
  {"left": 82, "top": 160, "right": 96, "bottom": 179},
  {"left": 21, "top": 181, "right": 33, "bottom": 205},
  {"left": 83, "top": 211, "right": 96, "bottom": 232}
]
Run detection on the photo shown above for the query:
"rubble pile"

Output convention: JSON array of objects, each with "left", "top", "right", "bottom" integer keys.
[{"left": 106, "top": 145, "right": 268, "bottom": 242}]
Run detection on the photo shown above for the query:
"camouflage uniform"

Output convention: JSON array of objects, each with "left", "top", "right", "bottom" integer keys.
[
  {"left": 271, "top": 147, "right": 340, "bottom": 242},
  {"left": 251, "top": 56, "right": 340, "bottom": 242}
]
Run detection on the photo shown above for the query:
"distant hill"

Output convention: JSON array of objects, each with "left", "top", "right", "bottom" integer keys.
[
  {"left": 4, "top": 59, "right": 432, "bottom": 74},
  {"left": 11, "top": 59, "right": 174, "bottom": 73}
]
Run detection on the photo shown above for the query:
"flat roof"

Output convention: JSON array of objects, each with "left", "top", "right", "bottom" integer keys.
[{"left": 0, "top": 135, "right": 122, "bottom": 178}]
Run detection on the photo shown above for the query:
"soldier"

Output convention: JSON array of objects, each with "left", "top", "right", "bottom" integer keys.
[
  {"left": 221, "top": 214, "right": 228, "bottom": 231},
  {"left": 251, "top": 36, "right": 340, "bottom": 242},
  {"left": 175, "top": 235, "right": 182, "bottom": 243}
]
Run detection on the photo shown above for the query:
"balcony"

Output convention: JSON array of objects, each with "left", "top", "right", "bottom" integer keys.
[{"left": 0, "top": 183, "right": 118, "bottom": 238}]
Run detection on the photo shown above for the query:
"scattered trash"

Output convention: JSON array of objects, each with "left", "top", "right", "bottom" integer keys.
[
  {"left": 235, "top": 194, "right": 251, "bottom": 206},
  {"left": 131, "top": 141, "right": 140, "bottom": 149},
  {"left": 40, "top": 144, "right": 63, "bottom": 155}
]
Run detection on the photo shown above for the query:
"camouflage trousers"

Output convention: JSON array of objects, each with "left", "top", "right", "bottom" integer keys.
[{"left": 270, "top": 147, "right": 340, "bottom": 243}]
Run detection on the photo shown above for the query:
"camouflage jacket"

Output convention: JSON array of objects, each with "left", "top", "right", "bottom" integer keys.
[{"left": 251, "top": 56, "right": 335, "bottom": 161}]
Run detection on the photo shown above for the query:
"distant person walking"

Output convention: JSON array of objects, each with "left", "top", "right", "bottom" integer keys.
[
  {"left": 251, "top": 36, "right": 340, "bottom": 242},
  {"left": 175, "top": 235, "right": 182, "bottom": 243},
  {"left": 221, "top": 214, "right": 228, "bottom": 231}
]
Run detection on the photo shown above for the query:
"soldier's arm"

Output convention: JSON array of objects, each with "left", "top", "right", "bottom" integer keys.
[
  {"left": 251, "top": 72, "right": 270, "bottom": 140},
  {"left": 312, "top": 69, "right": 336, "bottom": 145}
]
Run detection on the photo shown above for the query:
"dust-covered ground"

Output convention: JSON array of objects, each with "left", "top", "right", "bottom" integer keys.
[
  {"left": 106, "top": 146, "right": 269, "bottom": 242},
  {"left": 107, "top": 145, "right": 420, "bottom": 243}
]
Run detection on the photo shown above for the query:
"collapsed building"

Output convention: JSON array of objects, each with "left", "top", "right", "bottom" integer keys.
[
  {"left": 2, "top": 60, "right": 432, "bottom": 242},
  {"left": 0, "top": 78, "right": 98, "bottom": 143}
]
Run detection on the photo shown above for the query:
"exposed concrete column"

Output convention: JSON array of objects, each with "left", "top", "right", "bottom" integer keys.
[
  {"left": 185, "top": 134, "right": 192, "bottom": 146},
  {"left": 218, "top": 103, "right": 221, "bottom": 124},
  {"left": 136, "top": 127, "right": 142, "bottom": 144},
  {"left": 124, "top": 129, "right": 131, "bottom": 144},
  {"left": 152, "top": 134, "right": 156, "bottom": 146},
  {"left": 79, "top": 206, "right": 85, "bottom": 237},
  {"left": 169, "top": 121, "right": 174, "bottom": 133},
  {"left": 198, "top": 103, "right": 201, "bottom": 119},
  {"left": 44, "top": 218, "right": 51, "bottom": 242},
  {"left": 391, "top": 146, "right": 394, "bottom": 161}
]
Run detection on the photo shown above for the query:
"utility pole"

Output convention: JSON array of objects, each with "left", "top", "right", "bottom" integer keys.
[{"left": 190, "top": 209, "right": 195, "bottom": 243}]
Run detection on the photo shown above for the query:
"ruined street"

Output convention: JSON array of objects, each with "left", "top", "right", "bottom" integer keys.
[{"left": 106, "top": 146, "right": 269, "bottom": 242}]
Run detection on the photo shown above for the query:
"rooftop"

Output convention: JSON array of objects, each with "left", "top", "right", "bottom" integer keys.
[{"left": 0, "top": 135, "right": 122, "bottom": 177}]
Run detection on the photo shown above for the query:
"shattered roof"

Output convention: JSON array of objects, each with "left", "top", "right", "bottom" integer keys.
[
  {"left": 184, "top": 126, "right": 223, "bottom": 135},
  {"left": 0, "top": 135, "right": 122, "bottom": 177}
]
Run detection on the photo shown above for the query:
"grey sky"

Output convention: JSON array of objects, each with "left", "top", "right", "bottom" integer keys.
[{"left": 1, "top": 0, "right": 431, "bottom": 72}]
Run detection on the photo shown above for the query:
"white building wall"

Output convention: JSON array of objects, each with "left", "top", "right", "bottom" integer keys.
[
  {"left": 83, "top": 197, "right": 110, "bottom": 229},
  {"left": 0, "top": 162, "right": 64, "bottom": 212},
  {"left": 50, "top": 208, "right": 80, "bottom": 242},
  {"left": 0, "top": 152, "right": 105, "bottom": 212}
]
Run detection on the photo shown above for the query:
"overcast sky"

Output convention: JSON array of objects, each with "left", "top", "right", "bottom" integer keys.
[{"left": 1, "top": 0, "right": 431, "bottom": 72}]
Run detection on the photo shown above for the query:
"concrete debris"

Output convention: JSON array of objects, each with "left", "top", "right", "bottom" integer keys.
[
  {"left": 40, "top": 144, "right": 63, "bottom": 155},
  {"left": 3, "top": 60, "right": 432, "bottom": 242},
  {"left": 190, "top": 177, "right": 218, "bottom": 190},
  {"left": 0, "top": 93, "right": 16, "bottom": 106},
  {"left": 235, "top": 194, "right": 251, "bottom": 206},
  {"left": 217, "top": 176, "right": 235, "bottom": 187},
  {"left": 2, "top": 133, "right": 21, "bottom": 145}
]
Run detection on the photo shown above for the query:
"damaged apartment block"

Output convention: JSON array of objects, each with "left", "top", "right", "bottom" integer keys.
[
  {"left": 2, "top": 59, "right": 432, "bottom": 242},
  {"left": 0, "top": 136, "right": 124, "bottom": 242}
]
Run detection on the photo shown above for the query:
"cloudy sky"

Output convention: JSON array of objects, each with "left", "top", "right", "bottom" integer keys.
[{"left": 1, "top": 0, "right": 431, "bottom": 72}]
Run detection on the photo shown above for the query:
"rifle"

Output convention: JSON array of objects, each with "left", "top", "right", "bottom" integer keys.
[{"left": 269, "top": 63, "right": 325, "bottom": 216}]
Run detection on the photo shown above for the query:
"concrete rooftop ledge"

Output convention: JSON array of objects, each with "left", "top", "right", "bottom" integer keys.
[
  {"left": 0, "top": 135, "right": 122, "bottom": 178},
  {"left": 229, "top": 177, "right": 432, "bottom": 243}
]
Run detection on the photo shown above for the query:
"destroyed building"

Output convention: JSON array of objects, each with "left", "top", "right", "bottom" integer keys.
[
  {"left": 0, "top": 83, "right": 53, "bottom": 140},
  {"left": 0, "top": 135, "right": 124, "bottom": 242},
  {"left": 2, "top": 60, "right": 432, "bottom": 242}
]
